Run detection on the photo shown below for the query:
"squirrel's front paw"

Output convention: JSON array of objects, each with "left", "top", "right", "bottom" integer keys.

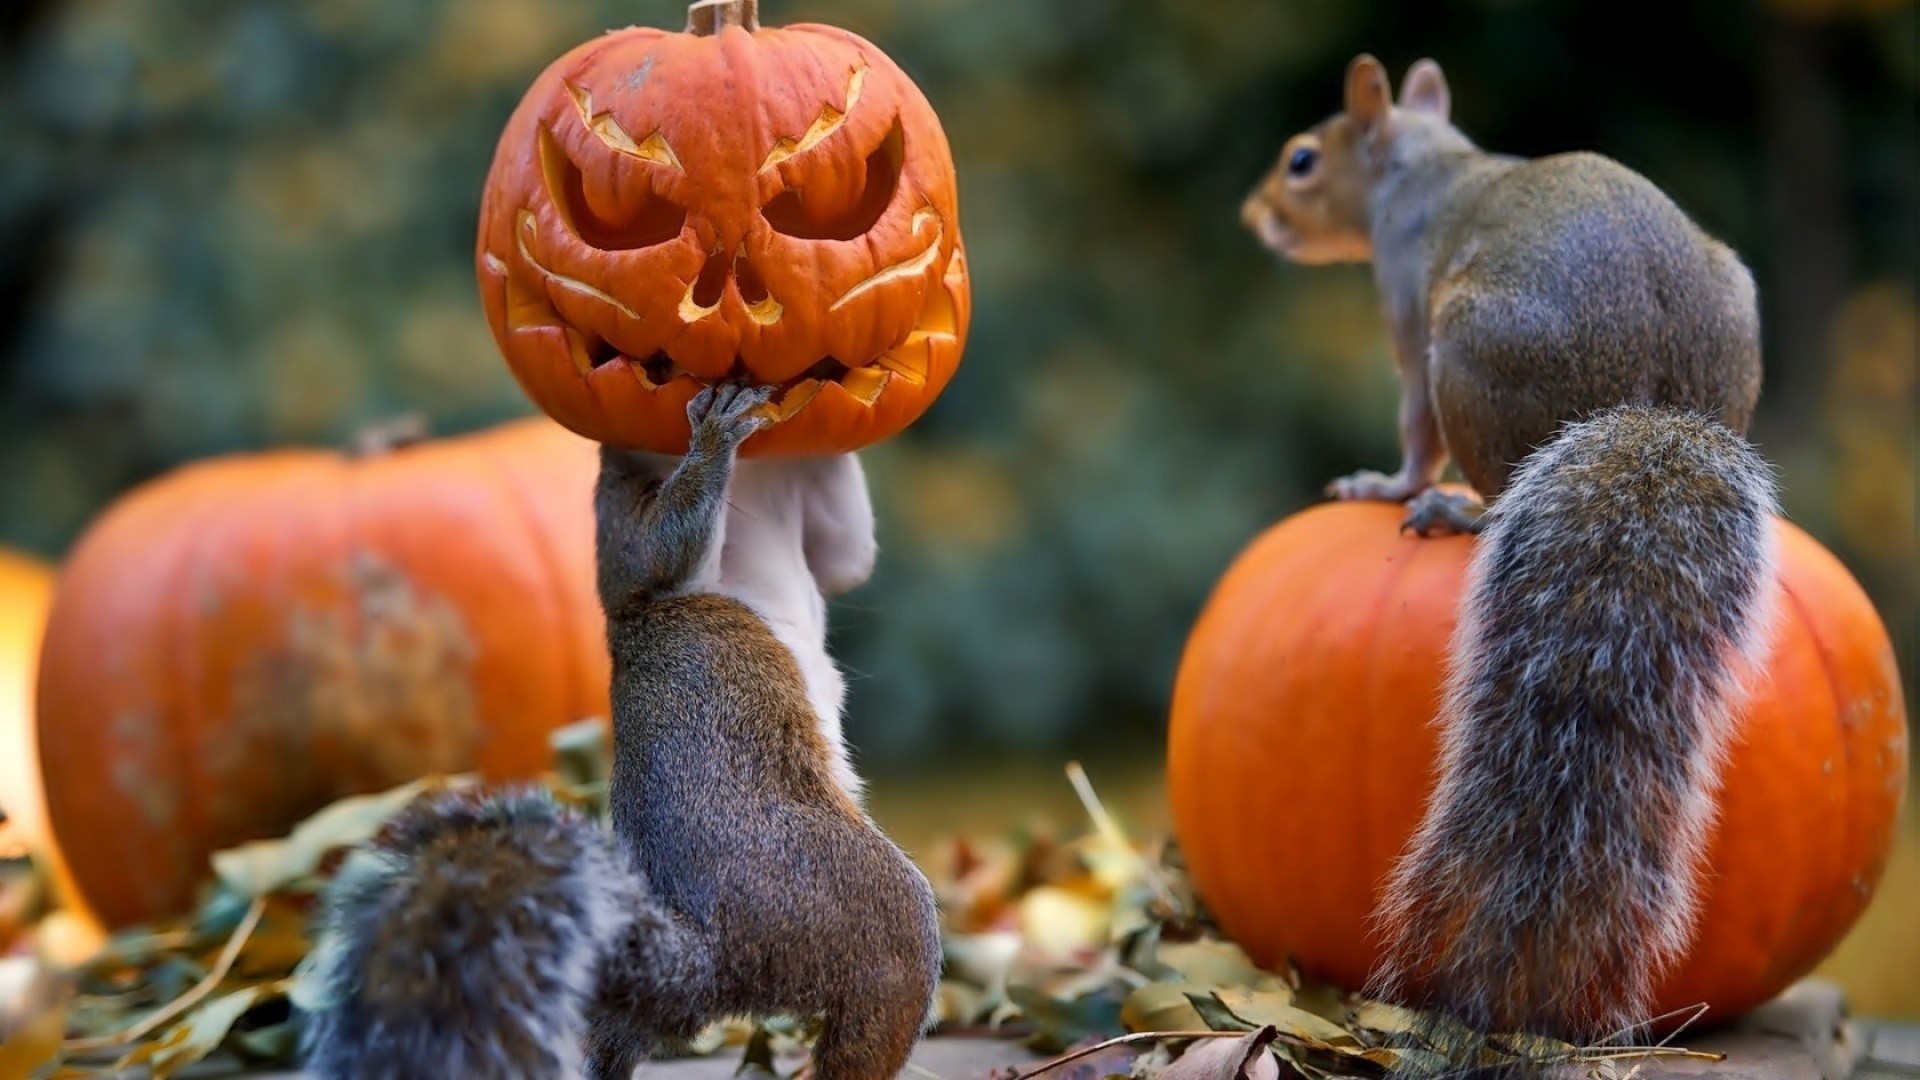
[
  {"left": 1326, "top": 469, "right": 1427, "bottom": 503},
  {"left": 687, "top": 381, "right": 773, "bottom": 450}
]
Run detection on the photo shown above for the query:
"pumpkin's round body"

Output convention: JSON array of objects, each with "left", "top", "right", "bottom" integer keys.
[
  {"left": 1168, "top": 500, "right": 1908, "bottom": 1022},
  {"left": 478, "top": 3, "right": 968, "bottom": 456},
  {"left": 36, "top": 419, "right": 610, "bottom": 927},
  {"left": 0, "top": 550, "right": 56, "bottom": 856}
]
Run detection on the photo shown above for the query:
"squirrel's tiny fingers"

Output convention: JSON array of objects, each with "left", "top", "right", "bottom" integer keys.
[
  {"left": 724, "top": 384, "right": 776, "bottom": 418},
  {"left": 686, "top": 385, "right": 719, "bottom": 425}
]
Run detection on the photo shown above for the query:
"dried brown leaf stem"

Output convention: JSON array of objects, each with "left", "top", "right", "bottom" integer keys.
[
  {"left": 1006, "top": 1029, "right": 1244, "bottom": 1080},
  {"left": 1064, "top": 761, "right": 1178, "bottom": 910},
  {"left": 62, "top": 894, "right": 268, "bottom": 1053}
]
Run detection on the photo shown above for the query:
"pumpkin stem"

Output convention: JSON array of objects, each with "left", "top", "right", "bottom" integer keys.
[
  {"left": 350, "top": 415, "right": 430, "bottom": 457},
  {"left": 686, "top": 0, "right": 758, "bottom": 34}
]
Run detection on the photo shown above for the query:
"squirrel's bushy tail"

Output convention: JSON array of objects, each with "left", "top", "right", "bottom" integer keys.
[
  {"left": 299, "top": 788, "right": 644, "bottom": 1080},
  {"left": 1371, "top": 406, "right": 1778, "bottom": 1047}
]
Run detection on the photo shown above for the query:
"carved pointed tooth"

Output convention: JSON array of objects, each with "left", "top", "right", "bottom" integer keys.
[
  {"left": 840, "top": 365, "right": 891, "bottom": 405},
  {"left": 778, "top": 379, "right": 824, "bottom": 420},
  {"left": 565, "top": 329, "right": 594, "bottom": 376},
  {"left": 875, "top": 347, "right": 927, "bottom": 386}
]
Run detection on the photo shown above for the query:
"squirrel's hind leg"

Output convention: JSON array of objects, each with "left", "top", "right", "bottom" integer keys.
[{"left": 809, "top": 986, "right": 932, "bottom": 1080}]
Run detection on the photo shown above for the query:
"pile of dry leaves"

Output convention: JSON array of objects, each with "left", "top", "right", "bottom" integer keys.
[{"left": 0, "top": 724, "right": 1719, "bottom": 1079}]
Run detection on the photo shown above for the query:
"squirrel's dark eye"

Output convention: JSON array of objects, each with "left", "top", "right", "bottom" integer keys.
[{"left": 1287, "top": 146, "right": 1319, "bottom": 177}]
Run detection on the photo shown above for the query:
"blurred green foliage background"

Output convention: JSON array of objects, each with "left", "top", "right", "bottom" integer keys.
[
  {"left": 0, "top": 0, "right": 1915, "bottom": 1021},
  {"left": 0, "top": 4, "right": 1912, "bottom": 761}
]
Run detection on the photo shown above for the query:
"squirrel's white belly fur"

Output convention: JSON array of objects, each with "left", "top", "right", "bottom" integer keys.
[{"left": 705, "top": 457, "right": 861, "bottom": 799}]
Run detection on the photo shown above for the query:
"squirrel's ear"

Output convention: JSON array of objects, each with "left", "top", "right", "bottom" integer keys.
[
  {"left": 1344, "top": 54, "right": 1392, "bottom": 132},
  {"left": 1400, "top": 58, "right": 1450, "bottom": 119}
]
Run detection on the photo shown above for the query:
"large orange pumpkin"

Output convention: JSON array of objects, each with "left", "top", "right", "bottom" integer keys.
[
  {"left": 36, "top": 419, "right": 611, "bottom": 927},
  {"left": 0, "top": 550, "right": 56, "bottom": 858},
  {"left": 478, "top": 0, "right": 968, "bottom": 456},
  {"left": 1168, "top": 500, "right": 1908, "bottom": 1024}
]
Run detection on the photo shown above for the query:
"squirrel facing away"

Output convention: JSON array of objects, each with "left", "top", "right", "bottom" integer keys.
[
  {"left": 300, "top": 383, "right": 941, "bottom": 1080},
  {"left": 1243, "top": 58, "right": 1779, "bottom": 1042}
]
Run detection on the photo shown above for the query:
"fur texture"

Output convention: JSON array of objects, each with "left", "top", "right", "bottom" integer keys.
[
  {"left": 1369, "top": 406, "right": 1778, "bottom": 1044},
  {"left": 301, "top": 384, "right": 938, "bottom": 1080},
  {"left": 300, "top": 788, "right": 642, "bottom": 1080},
  {"left": 1242, "top": 56, "right": 1761, "bottom": 514},
  {"left": 1247, "top": 60, "right": 1776, "bottom": 1047}
]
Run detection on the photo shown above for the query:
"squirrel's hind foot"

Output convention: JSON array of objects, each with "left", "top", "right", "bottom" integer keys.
[{"left": 1402, "top": 487, "right": 1485, "bottom": 536}]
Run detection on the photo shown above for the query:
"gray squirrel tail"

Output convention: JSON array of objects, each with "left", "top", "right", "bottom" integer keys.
[
  {"left": 299, "top": 788, "right": 645, "bottom": 1080},
  {"left": 1370, "top": 406, "right": 1778, "bottom": 1051}
]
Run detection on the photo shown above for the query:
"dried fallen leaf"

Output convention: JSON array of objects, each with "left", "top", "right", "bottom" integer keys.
[
  {"left": 1153, "top": 940, "right": 1265, "bottom": 990},
  {"left": 1158, "top": 1027, "right": 1279, "bottom": 1080},
  {"left": 212, "top": 775, "right": 472, "bottom": 898},
  {"left": 113, "top": 982, "right": 280, "bottom": 1079},
  {"left": 1018, "top": 884, "right": 1111, "bottom": 955},
  {"left": 1214, "top": 989, "right": 1354, "bottom": 1046},
  {"left": 1121, "top": 982, "right": 1207, "bottom": 1034}
]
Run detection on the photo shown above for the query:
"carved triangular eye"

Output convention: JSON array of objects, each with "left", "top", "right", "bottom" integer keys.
[
  {"left": 762, "top": 120, "right": 903, "bottom": 241},
  {"left": 539, "top": 126, "right": 687, "bottom": 251}
]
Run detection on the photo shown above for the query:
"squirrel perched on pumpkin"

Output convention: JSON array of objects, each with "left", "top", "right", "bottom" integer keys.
[
  {"left": 1243, "top": 57, "right": 1778, "bottom": 1044},
  {"left": 299, "top": 384, "right": 940, "bottom": 1080}
]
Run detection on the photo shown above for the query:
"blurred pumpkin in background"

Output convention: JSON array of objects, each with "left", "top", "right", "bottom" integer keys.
[
  {"left": 0, "top": 551, "right": 55, "bottom": 864},
  {"left": 1168, "top": 500, "right": 1908, "bottom": 1025},
  {"left": 35, "top": 419, "right": 610, "bottom": 927},
  {"left": 478, "top": 0, "right": 968, "bottom": 456}
]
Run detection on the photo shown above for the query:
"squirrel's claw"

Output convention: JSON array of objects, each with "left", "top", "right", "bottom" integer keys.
[{"left": 688, "top": 379, "right": 773, "bottom": 450}]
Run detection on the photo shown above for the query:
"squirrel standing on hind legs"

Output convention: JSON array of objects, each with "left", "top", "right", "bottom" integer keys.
[
  {"left": 300, "top": 383, "right": 941, "bottom": 1080},
  {"left": 1243, "top": 58, "right": 1780, "bottom": 1043}
]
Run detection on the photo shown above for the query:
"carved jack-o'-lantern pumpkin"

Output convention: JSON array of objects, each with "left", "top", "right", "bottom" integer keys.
[{"left": 478, "top": 0, "right": 969, "bottom": 455}]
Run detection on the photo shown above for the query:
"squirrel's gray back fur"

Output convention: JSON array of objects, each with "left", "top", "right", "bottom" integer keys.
[
  {"left": 300, "top": 788, "right": 644, "bottom": 1080},
  {"left": 1370, "top": 406, "right": 1778, "bottom": 1047}
]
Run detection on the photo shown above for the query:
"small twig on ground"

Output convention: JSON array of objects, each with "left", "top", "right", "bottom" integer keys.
[
  {"left": 1006, "top": 1030, "right": 1244, "bottom": 1080},
  {"left": 1064, "top": 762, "right": 1178, "bottom": 911},
  {"left": 1593, "top": 1000, "right": 1713, "bottom": 1080}
]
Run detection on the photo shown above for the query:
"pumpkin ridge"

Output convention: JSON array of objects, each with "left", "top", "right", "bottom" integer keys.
[
  {"left": 161, "top": 467, "right": 268, "bottom": 914},
  {"left": 1355, "top": 524, "right": 1431, "bottom": 944},
  {"left": 473, "top": 433, "right": 590, "bottom": 727},
  {"left": 1763, "top": 570, "right": 1852, "bottom": 987}
]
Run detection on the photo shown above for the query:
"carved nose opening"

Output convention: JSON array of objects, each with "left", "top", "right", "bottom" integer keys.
[
  {"left": 688, "top": 243, "right": 772, "bottom": 311},
  {"left": 691, "top": 247, "right": 730, "bottom": 309},
  {"left": 735, "top": 246, "right": 769, "bottom": 304}
]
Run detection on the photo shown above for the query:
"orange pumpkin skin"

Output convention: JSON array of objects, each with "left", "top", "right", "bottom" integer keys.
[
  {"left": 35, "top": 419, "right": 611, "bottom": 927},
  {"left": 478, "top": 9, "right": 968, "bottom": 456},
  {"left": 0, "top": 550, "right": 56, "bottom": 855},
  {"left": 1168, "top": 501, "right": 1908, "bottom": 1023}
]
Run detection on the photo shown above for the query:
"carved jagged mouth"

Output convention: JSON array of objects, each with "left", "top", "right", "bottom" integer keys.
[
  {"left": 613, "top": 351, "right": 906, "bottom": 421},
  {"left": 566, "top": 259, "right": 959, "bottom": 422}
]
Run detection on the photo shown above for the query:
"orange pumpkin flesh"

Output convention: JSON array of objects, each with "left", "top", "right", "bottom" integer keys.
[
  {"left": 1168, "top": 500, "right": 1909, "bottom": 1024},
  {"left": 35, "top": 419, "right": 611, "bottom": 927},
  {"left": 478, "top": 1, "right": 968, "bottom": 456}
]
